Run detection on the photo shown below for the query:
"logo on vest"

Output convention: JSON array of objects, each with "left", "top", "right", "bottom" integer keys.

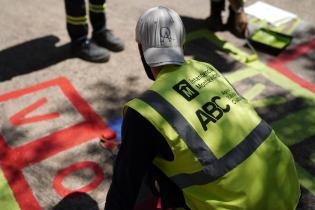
[
  {"left": 196, "top": 96, "right": 230, "bottom": 131},
  {"left": 173, "top": 80, "right": 199, "bottom": 101}
]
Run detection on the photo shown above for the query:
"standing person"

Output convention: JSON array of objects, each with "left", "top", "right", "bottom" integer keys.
[
  {"left": 207, "top": 0, "right": 248, "bottom": 38},
  {"left": 104, "top": 6, "right": 300, "bottom": 210},
  {"left": 65, "top": 0, "right": 124, "bottom": 62}
]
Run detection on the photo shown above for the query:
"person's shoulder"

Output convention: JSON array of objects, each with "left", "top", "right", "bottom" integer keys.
[
  {"left": 187, "top": 59, "right": 212, "bottom": 66},
  {"left": 187, "top": 59, "right": 219, "bottom": 72},
  {"left": 124, "top": 106, "right": 143, "bottom": 121}
]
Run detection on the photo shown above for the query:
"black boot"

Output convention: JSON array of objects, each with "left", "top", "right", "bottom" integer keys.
[
  {"left": 206, "top": 0, "right": 225, "bottom": 31},
  {"left": 71, "top": 39, "right": 110, "bottom": 63},
  {"left": 92, "top": 29, "right": 125, "bottom": 52}
]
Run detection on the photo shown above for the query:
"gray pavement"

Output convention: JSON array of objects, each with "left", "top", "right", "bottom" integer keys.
[{"left": 0, "top": 0, "right": 315, "bottom": 210}]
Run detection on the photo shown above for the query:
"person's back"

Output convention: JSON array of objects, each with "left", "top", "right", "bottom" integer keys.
[
  {"left": 105, "top": 6, "right": 301, "bottom": 210},
  {"left": 126, "top": 59, "right": 300, "bottom": 210}
]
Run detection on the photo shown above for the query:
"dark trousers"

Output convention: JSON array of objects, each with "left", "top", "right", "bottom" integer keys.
[
  {"left": 65, "top": 0, "right": 107, "bottom": 42},
  {"left": 210, "top": 0, "right": 225, "bottom": 14}
]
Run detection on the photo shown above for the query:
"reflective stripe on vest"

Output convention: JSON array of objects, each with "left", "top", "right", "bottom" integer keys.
[{"left": 139, "top": 90, "right": 272, "bottom": 188}]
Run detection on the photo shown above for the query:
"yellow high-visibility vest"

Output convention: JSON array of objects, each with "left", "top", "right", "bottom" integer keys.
[{"left": 125, "top": 59, "right": 300, "bottom": 210}]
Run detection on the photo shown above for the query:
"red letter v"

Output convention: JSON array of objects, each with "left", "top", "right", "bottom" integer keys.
[{"left": 10, "top": 98, "right": 60, "bottom": 126}]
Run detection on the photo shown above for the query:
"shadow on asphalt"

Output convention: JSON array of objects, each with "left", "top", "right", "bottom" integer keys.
[
  {"left": 180, "top": 16, "right": 245, "bottom": 73},
  {"left": 85, "top": 75, "right": 142, "bottom": 120},
  {"left": 52, "top": 192, "right": 99, "bottom": 210},
  {"left": 0, "top": 35, "right": 71, "bottom": 81},
  {"left": 0, "top": 75, "right": 142, "bottom": 209}
]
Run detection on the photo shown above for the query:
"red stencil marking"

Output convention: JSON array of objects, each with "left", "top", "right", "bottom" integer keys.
[
  {"left": 0, "top": 77, "right": 116, "bottom": 210},
  {"left": 268, "top": 39, "right": 315, "bottom": 93},
  {"left": 53, "top": 161, "right": 105, "bottom": 197},
  {"left": 10, "top": 98, "right": 60, "bottom": 126}
]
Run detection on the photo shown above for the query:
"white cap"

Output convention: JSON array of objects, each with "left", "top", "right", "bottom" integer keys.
[{"left": 136, "top": 6, "right": 185, "bottom": 67}]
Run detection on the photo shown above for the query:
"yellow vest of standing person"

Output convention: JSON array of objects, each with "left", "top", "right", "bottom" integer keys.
[{"left": 125, "top": 59, "right": 300, "bottom": 210}]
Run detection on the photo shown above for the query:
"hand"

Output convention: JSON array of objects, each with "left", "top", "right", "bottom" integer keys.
[{"left": 235, "top": 12, "right": 249, "bottom": 38}]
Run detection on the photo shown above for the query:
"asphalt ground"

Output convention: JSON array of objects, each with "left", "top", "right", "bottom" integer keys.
[{"left": 0, "top": 0, "right": 315, "bottom": 209}]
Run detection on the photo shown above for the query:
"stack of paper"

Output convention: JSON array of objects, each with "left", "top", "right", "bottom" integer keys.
[{"left": 244, "top": 1, "right": 297, "bottom": 26}]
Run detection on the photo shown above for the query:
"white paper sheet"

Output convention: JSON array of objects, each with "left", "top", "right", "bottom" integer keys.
[{"left": 244, "top": 1, "right": 297, "bottom": 26}]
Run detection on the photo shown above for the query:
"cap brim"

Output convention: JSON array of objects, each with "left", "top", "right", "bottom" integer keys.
[{"left": 144, "top": 47, "right": 185, "bottom": 67}]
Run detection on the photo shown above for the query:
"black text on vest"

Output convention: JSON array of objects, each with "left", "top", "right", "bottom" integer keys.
[
  {"left": 173, "top": 80, "right": 199, "bottom": 101},
  {"left": 196, "top": 96, "right": 230, "bottom": 131}
]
